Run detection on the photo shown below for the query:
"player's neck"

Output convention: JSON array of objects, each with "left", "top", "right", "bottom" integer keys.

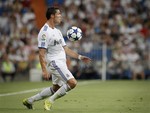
[{"left": 47, "top": 20, "right": 55, "bottom": 29}]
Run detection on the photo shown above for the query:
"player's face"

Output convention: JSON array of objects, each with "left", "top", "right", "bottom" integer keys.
[{"left": 54, "top": 10, "right": 62, "bottom": 25}]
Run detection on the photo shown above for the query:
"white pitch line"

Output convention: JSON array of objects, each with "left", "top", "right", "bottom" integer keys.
[
  {"left": 0, "top": 81, "right": 99, "bottom": 97},
  {"left": 0, "top": 88, "right": 45, "bottom": 97}
]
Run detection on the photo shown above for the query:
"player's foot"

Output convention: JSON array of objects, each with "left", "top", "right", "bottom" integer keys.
[
  {"left": 44, "top": 99, "right": 52, "bottom": 110},
  {"left": 23, "top": 98, "right": 33, "bottom": 109}
]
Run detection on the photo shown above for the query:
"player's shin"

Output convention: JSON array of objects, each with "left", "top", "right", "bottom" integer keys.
[
  {"left": 28, "top": 87, "right": 55, "bottom": 103},
  {"left": 48, "top": 84, "right": 71, "bottom": 103}
]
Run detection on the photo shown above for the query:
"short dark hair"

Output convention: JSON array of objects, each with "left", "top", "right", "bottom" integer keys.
[{"left": 46, "top": 7, "right": 59, "bottom": 20}]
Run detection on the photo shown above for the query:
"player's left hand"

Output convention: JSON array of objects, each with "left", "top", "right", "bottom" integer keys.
[{"left": 79, "top": 55, "right": 92, "bottom": 63}]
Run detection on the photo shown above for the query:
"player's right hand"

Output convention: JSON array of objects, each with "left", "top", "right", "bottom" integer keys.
[{"left": 42, "top": 71, "right": 51, "bottom": 80}]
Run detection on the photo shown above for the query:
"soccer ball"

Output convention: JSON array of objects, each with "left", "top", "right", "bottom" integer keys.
[{"left": 67, "top": 26, "right": 82, "bottom": 41}]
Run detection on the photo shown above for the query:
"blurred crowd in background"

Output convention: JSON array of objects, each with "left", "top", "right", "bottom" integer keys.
[{"left": 0, "top": 0, "right": 150, "bottom": 82}]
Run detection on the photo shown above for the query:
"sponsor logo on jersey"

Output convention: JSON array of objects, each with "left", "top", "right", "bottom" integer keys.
[{"left": 53, "top": 39, "right": 62, "bottom": 46}]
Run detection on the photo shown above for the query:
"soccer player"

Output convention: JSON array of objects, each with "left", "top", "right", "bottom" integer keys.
[{"left": 23, "top": 7, "right": 91, "bottom": 110}]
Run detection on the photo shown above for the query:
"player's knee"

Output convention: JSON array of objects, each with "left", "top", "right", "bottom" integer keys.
[{"left": 67, "top": 79, "right": 77, "bottom": 89}]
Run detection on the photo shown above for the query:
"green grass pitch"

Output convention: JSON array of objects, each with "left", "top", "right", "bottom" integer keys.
[{"left": 0, "top": 80, "right": 149, "bottom": 113}]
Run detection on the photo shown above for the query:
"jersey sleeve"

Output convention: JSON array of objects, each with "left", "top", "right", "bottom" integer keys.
[
  {"left": 38, "top": 30, "right": 49, "bottom": 49},
  {"left": 61, "top": 36, "right": 66, "bottom": 47}
]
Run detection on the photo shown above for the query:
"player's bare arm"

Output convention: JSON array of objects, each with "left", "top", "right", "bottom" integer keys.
[
  {"left": 39, "top": 48, "right": 50, "bottom": 80},
  {"left": 63, "top": 46, "right": 91, "bottom": 63}
]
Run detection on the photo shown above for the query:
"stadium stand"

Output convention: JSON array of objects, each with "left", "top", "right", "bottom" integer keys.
[{"left": 0, "top": 0, "right": 150, "bottom": 82}]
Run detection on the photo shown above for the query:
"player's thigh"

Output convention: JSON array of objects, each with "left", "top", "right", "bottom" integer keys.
[
  {"left": 51, "top": 61, "right": 75, "bottom": 84},
  {"left": 52, "top": 74, "right": 64, "bottom": 87}
]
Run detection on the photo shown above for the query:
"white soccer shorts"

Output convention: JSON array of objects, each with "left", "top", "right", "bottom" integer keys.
[{"left": 47, "top": 60, "right": 74, "bottom": 86}]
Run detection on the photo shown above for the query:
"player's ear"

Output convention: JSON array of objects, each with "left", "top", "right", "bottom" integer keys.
[{"left": 51, "top": 14, "right": 55, "bottom": 18}]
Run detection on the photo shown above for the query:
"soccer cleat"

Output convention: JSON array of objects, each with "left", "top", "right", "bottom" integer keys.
[
  {"left": 23, "top": 99, "right": 33, "bottom": 109},
  {"left": 44, "top": 99, "right": 52, "bottom": 110}
]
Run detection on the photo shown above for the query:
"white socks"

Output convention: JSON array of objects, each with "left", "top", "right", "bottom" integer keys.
[
  {"left": 28, "top": 87, "right": 55, "bottom": 104},
  {"left": 27, "top": 84, "right": 71, "bottom": 104},
  {"left": 49, "top": 84, "right": 71, "bottom": 103}
]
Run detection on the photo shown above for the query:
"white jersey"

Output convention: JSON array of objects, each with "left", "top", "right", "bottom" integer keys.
[{"left": 38, "top": 23, "right": 66, "bottom": 63}]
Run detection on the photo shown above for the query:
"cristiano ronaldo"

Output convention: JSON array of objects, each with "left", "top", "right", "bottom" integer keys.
[{"left": 23, "top": 6, "right": 91, "bottom": 110}]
